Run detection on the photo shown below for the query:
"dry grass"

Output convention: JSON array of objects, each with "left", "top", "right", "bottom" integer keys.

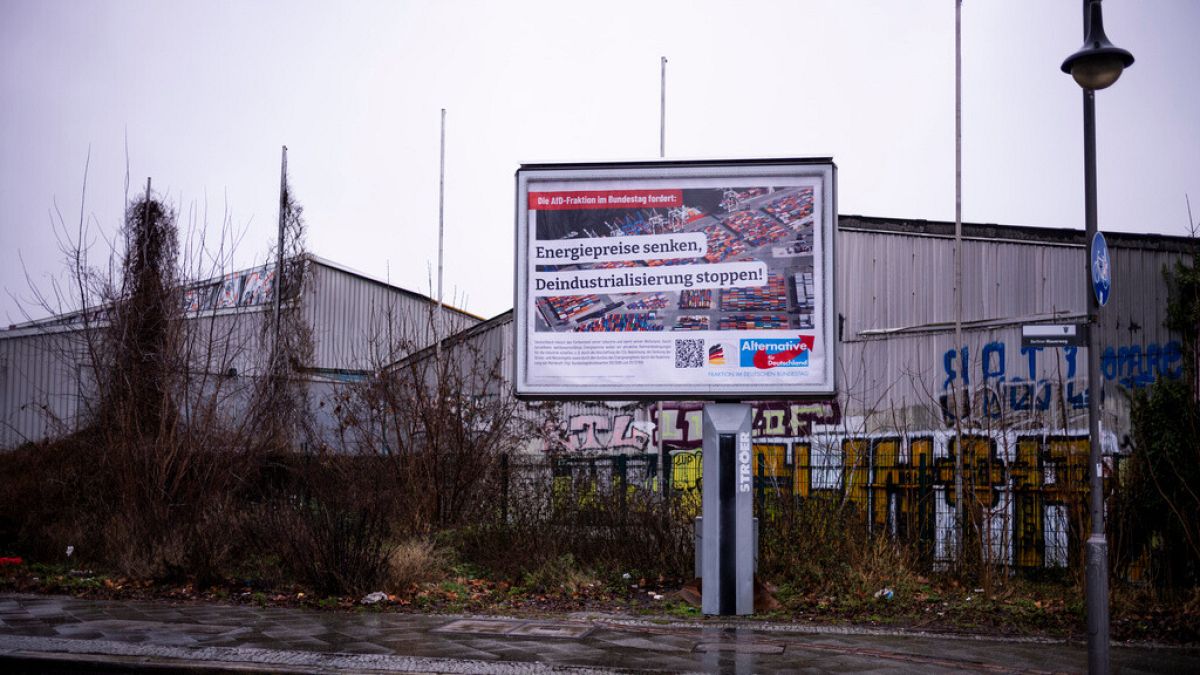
[
  {"left": 520, "top": 554, "right": 599, "bottom": 595},
  {"left": 386, "top": 538, "right": 449, "bottom": 594}
]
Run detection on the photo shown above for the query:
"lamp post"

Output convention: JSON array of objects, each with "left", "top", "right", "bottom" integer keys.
[{"left": 1061, "top": 2, "right": 1133, "bottom": 673}]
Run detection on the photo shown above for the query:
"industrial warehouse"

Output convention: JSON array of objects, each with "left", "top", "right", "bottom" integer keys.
[
  {"left": 4, "top": 210, "right": 1189, "bottom": 576},
  {"left": 0, "top": 255, "right": 481, "bottom": 450}
]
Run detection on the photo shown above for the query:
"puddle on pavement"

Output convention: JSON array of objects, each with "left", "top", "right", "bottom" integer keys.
[
  {"left": 508, "top": 623, "right": 592, "bottom": 639},
  {"left": 435, "top": 619, "right": 593, "bottom": 639},
  {"left": 433, "top": 619, "right": 517, "bottom": 635},
  {"left": 695, "top": 641, "right": 784, "bottom": 655}
]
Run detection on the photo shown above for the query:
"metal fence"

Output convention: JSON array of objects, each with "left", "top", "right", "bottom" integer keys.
[{"left": 532, "top": 433, "right": 1105, "bottom": 573}]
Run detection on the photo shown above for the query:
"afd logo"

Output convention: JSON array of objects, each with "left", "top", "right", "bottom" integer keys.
[{"left": 739, "top": 336, "right": 815, "bottom": 369}]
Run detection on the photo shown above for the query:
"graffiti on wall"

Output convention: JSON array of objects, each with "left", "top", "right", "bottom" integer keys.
[
  {"left": 540, "top": 337, "right": 1178, "bottom": 569},
  {"left": 563, "top": 413, "right": 654, "bottom": 453},
  {"left": 939, "top": 340, "right": 1183, "bottom": 425},
  {"left": 655, "top": 400, "right": 840, "bottom": 449},
  {"left": 660, "top": 430, "right": 1096, "bottom": 570},
  {"left": 546, "top": 397, "right": 1115, "bottom": 569},
  {"left": 183, "top": 266, "right": 286, "bottom": 313},
  {"left": 554, "top": 400, "right": 840, "bottom": 454}
]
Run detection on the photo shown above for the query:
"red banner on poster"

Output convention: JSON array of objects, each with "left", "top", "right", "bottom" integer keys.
[{"left": 529, "top": 190, "right": 683, "bottom": 210}]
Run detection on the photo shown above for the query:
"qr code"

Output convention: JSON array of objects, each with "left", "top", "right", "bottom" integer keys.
[{"left": 674, "top": 339, "right": 704, "bottom": 368}]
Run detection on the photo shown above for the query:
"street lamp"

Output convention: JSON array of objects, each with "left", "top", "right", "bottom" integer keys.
[
  {"left": 1060, "top": 2, "right": 1132, "bottom": 674},
  {"left": 1062, "top": 1, "right": 1134, "bottom": 90}
]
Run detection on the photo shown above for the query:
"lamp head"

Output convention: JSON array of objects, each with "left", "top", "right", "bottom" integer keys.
[{"left": 1061, "top": 0, "right": 1134, "bottom": 90}]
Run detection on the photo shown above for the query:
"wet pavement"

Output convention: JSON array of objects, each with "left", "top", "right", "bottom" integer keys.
[{"left": 1, "top": 593, "right": 1197, "bottom": 673}]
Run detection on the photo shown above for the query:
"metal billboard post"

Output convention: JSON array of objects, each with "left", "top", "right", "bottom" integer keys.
[{"left": 700, "top": 403, "right": 754, "bottom": 616}]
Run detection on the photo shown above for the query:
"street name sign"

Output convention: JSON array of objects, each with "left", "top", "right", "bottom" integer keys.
[{"left": 1022, "top": 323, "right": 1085, "bottom": 348}]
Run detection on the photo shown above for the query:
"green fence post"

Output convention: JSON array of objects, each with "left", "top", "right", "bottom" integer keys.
[
  {"left": 756, "top": 451, "right": 766, "bottom": 518},
  {"left": 617, "top": 454, "right": 628, "bottom": 525}
]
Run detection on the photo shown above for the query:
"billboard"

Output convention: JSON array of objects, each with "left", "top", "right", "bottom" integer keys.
[{"left": 514, "top": 159, "right": 836, "bottom": 399}]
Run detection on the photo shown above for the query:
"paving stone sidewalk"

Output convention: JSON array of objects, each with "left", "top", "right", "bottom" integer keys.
[{"left": 1, "top": 593, "right": 1196, "bottom": 673}]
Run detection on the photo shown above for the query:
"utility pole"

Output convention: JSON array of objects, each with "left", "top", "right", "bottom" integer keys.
[
  {"left": 1082, "top": 78, "right": 1109, "bottom": 672},
  {"left": 437, "top": 109, "right": 446, "bottom": 362},
  {"left": 659, "top": 57, "right": 667, "bottom": 158},
  {"left": 953, "top": 0, "right": 965, "bottom": 563},
  {"left": 274, "top": 146, "right": 288, "bottom": 360},
  {"left": 658, "top": 57, "right": 667, "bottom": 497}
]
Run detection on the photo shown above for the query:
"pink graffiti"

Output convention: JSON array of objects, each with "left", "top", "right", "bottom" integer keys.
[
  {"left": 564, "top": 414, "right": 652, "bottom": 453},
  {"left": 652, "top": 400, "right": 840, "bottom": 448}
]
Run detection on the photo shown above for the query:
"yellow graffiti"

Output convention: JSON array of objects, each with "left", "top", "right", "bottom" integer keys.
[
  {"left": 754, "top": 444, "right": 788, "bottom": 477},
  {"left": 794, "top": 443, "right": 811, "bottom": 498},
  {"left": 871, "top": 438, "right": 901, "bottom": 529},
  {"left": 843, "top": 439, "right": 870, "bottom": 508},
  {"left": 662, "top": 432, "right": 1095, "bottom": 571},
  {"left": 671, "top": 449, "right": 702, "bottom": 491}
]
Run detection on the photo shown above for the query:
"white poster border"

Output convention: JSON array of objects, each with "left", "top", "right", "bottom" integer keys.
[{"left": 514, "top": 159, "right": 837, "bottom": 400}]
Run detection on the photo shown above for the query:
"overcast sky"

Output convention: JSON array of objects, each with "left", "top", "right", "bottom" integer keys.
[{"left": 2, "top": 0, "right": 1197, "bottom": 325}]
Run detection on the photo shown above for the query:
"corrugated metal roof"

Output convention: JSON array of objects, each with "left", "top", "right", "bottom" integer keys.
[
  {"left": 839, "top": 215, "right": 1197, "bottom": 252},
  {"left": 306, "top": 254, "right": 483, "bottom": 321}
]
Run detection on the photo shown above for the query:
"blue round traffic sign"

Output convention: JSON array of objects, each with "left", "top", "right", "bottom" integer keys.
[{"left": 1091, "top": 232, "right": 1111, "bottom": 307}]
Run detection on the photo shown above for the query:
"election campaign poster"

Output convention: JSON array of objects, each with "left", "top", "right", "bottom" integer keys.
[{"left": 514, "top": 159, "right": 836, "bottom": 398}]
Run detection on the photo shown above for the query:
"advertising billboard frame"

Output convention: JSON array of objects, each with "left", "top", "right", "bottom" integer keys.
[{"left": 514, "top": 158, "right": 837, "bottom": 401}]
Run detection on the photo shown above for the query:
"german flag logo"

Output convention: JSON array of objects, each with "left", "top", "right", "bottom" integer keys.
[{"left": 708, "top": 344, "right": 725, "bottom": 365}]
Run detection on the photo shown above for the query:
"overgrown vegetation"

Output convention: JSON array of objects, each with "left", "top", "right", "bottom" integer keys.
[
  {"left": 1, "top": 189, "right": 255, "bottom": 583},
  {"left": 1115, "top": 249, "right": 1200, "bottom": 588},
  {"left": 0, "top": 179, "right": 694, "bottom": 599}
]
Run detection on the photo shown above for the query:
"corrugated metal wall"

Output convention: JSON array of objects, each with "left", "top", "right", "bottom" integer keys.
[
  {"left": 304, "top": 262, "right": 481, "bottom": 371},
  {"left": 0, "top": 308, "right": 274, "bottom": 448},
  {"left": 837, "top": 227, "right": 1084, "bottom": 334},
  {"left": 0, "top": 330, "right": 85, "bottom": 448},
  {"left": 451, "top": 220, "right": 1188, "bottom": 443},
  {"left": 5, "top": 223, "right": 1177, "bottom": 572},
  {"left": 0, "top": 259, "right": 481, "bottom": 449},
  {"left": 836, "top": 222, "right": 1183, "bottom": 436}
]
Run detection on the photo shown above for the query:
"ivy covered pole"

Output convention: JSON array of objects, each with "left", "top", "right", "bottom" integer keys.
[
  {"left": 273, "top": 146, "right": 287, "bottom": 368},
  {"left": 1061, "top": 2, "right": 1133, "bottom": 672}
]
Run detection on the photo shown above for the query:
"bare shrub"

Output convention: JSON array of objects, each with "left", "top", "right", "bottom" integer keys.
[
  {"left": 758, "top": 494, "right": 922, "bottom": 598},
  {"left": 386, "top": 538, "right": 449, "bottom": 593},
  {"left": 0, "top": 432, "right": 108, "bottom": 562},
  {"left": 330, "top": 299, "right": 524, "bottom": 533},
  {"left": 445, "top": 454, "right": 693, "bottom": 582},
  {"left": 63, "top": 190, "right": 248, "bottom": 580},
  {"left": 262, "top": 454, "right": 395, "bottom": 596},
  {"left": 247, "top": 183, "right": 312, "bottom": 455}
]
